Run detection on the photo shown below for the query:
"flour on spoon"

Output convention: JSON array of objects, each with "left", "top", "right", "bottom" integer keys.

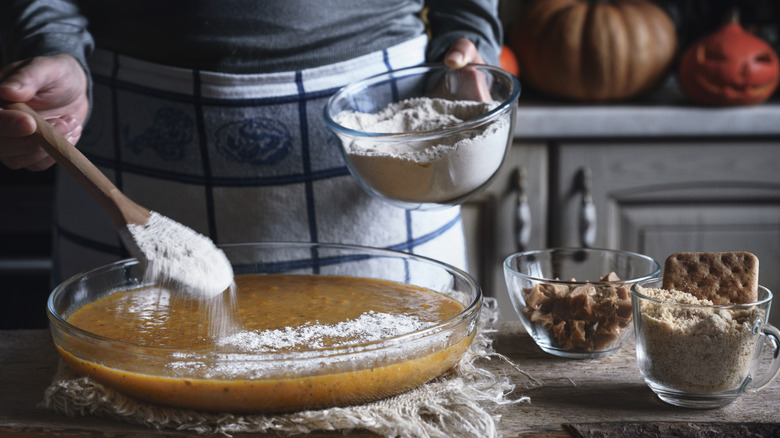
[{"left": 120, "top": 211, "right": 234, "bottom": 299}]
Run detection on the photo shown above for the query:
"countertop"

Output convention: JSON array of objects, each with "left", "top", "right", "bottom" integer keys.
[
  {"left": 2, "top": 323, "right": 778, "bottom": 437},
  {"left": 513, "top": 81, "right": 780, "bottom": 139}
]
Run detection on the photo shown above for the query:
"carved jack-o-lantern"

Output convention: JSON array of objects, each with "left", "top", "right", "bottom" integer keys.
[{"left": 678, "top": 11, "right": 780, "bottom": 106}]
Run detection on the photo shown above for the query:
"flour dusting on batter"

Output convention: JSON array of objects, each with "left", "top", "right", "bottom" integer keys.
[{"left": 218, "top": 311, "right": 433, "bottom": 352}]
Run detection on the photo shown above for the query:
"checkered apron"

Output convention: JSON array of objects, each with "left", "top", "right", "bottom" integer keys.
[{"left": 52, "top": 35, "right": 467, "bottom": 283}]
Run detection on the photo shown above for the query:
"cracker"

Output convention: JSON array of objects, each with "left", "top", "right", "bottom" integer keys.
[{"left": 662, "top": 251, "right": 759, "bottom": 304}]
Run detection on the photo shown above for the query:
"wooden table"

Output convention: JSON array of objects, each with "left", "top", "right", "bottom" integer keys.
[{"left": 2, "top": 323, "right": 778, "bottom": 437}]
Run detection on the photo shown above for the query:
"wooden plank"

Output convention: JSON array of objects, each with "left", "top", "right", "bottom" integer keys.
[
  {"left": 564, "top": 422, "right": 780, "bottom": 437},
  {"left": 487, "top": 323, "right": 780, "bottom": 434},
  {"left": 1, "top": 325, "right": 778, "bottom": 437}
]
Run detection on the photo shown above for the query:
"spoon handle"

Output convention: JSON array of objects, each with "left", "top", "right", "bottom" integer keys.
[{"left": 4, "top": 102, "right": 150, "bottom": 227}]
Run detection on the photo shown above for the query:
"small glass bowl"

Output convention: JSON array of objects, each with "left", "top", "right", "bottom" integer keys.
[
  {"left": 47, "top": 242, "right": 482, "bottom": 413},
  {"left": 324, "top": 63, "right": 520, "bottom": 210},
  {"left": 503, "top": 248, "right": 661, "bottom": 359}
]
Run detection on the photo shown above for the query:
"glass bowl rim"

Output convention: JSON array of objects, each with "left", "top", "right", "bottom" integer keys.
[
  {"left": 47, "top": 241, "right": 483, "bottom": 358},
  {"left": 323, "top": 63, "right": 521, "bottom": 142},
  {"left": 631, "top": 279, "right": 773, "bottom": 308},
  {"left": 502, "top": 247, "right": 662, "bottom": 285}
]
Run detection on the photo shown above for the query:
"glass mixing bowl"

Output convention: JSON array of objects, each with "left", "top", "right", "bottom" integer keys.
[
  {"left": 324, "top": 63, "right": 520, "bottom": 210},
  {"left": 504, "top": 248, "right": 661, "bottom": 359},
  {"left": 47, "top": 242, "right": 482, "bottom": 413}
]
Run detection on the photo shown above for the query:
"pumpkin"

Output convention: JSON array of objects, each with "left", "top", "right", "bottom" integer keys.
[
  {"left": 678, "top": 10, "right": 779, "bottom": 106},
  {"left": 499, "top": 45, "right": 520, "bottom": 77},
  {"left": 510, "top": 0, "right": 677, "bottom": 102}
]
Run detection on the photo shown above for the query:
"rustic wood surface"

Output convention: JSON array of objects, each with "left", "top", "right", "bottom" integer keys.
[
  {"left": 1, "top": 323, "right": 778, "bottom": 437},
  {"left": 490, "top": 323, "right": 780, "bottom": 437}
]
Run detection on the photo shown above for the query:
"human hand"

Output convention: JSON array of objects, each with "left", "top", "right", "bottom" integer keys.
[
  {"left": 443, "top": 38, "right": 486, "bottom": 68},
  {"left": 441, "top": 38, "right": 491, "bottom": 102},
  {"left": 0, "top": 54, "right": 89, "bottom": 171}
]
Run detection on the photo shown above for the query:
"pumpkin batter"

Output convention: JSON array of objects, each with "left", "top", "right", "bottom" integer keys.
[{"left": 55, "top": 274, "right": 475, "bottom": 413}]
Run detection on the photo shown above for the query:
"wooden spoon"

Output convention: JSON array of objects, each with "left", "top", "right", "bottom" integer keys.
[{"left": 4, "top": 102, "right": 233, "bottom": 298}]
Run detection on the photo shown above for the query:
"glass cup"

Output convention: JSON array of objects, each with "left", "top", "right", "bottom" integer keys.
[{"left": 632, "top": 278, "right": 780, "bottom": 408}]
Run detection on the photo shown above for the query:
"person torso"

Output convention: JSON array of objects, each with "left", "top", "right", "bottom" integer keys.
[{"left": 78, "top": 0, "right": 426, "bottom": 73}]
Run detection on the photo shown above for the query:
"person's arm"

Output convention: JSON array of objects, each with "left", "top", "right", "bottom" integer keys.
[
  {"left": 0, "top": 0, "right": 93, "bottom": 170},
  {"left": 0, "top": 0, "right": 94, "bottom": 70},
  {"left": 425, "top": 0, "right": 503, "bottom": 67}
]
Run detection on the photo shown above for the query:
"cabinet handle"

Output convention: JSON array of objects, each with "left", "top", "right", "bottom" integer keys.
[
  {"left": 578, "top": 168, "right": 597, "bottom": 248},
  {"left": 513, "top": 167, "right": 532, "bottom": 251}
]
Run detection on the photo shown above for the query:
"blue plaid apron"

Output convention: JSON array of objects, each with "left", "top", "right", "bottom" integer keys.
[{"left": 52, "top": 35, "right": 467, "bottom": 282}]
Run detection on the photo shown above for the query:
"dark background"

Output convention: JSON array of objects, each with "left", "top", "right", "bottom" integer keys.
[{"left": 657, "top": 0, "right": 779, "bottom": 50}]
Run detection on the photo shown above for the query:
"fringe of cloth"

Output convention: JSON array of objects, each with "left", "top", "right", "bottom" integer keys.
[{"left": 42, "top": 298, "right": 532, "bottom": 438}]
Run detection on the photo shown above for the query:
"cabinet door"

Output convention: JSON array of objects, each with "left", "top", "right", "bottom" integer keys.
[
  {"left": 553, "top": 141, "right": 780, "bottom": 326},
  {"left": 462, "top": 141, "right": 547, "bottom": 320}
]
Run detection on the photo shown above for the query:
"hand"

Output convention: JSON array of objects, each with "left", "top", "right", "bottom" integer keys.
[
  {"left": 443, "top": 38, "right": 486, "bottom": 68},
  {"left": 440, "top": 38, "right": 491, "bottom": 102},
  {"left": 0, "top": 54, "right": 89, "bottom": 171}
]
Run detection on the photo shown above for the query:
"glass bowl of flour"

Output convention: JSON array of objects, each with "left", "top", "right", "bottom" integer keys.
[{"left": 324, "top": 64, "right": 520, "bottom": 210}]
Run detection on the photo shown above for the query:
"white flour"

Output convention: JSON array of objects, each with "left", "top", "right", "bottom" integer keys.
[
  {"left": 217, "top": 310, "right": 433, "bottom": 352},
  {"left": 120, "top": 211, "right": 235, "bottom": 299},
  {"left": 336, "top": 97, "right": 510, "bottom": 203},
  {"left": 166, "top": 310, "right": 445, "bottom": 378}
]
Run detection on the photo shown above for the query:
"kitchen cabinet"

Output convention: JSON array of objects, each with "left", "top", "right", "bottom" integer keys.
[
  {"left": 554, "top": 140, "right": 779, "bottom": 261},
  {"left": 462, "top": 86, "right": 780, "bottom": 327},
  {"left": 460, "top": 141, "right": 547, "bottom": 302}
]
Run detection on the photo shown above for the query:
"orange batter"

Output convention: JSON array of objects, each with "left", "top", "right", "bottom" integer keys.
[{"left": 56, "top": 274, "right": 475, "bottom": 413}]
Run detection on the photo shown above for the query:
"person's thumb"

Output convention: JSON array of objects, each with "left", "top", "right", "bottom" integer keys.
[
  {"left": 0, "top": 59, "right": 40, "bottom": 104},
  {"left": 444, "top": 38, "right": 484, "bottom": 68}
]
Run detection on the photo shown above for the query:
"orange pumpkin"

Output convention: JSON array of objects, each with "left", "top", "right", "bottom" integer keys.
[
  {"left": 499, "top": 45, "right": 520, "bottom": 77},
  {"left": 678, "top": 11, "right": 779, "bottom": 106},
  {"left": 510, "top": 0, "right": 677, "bottom": 102}
]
